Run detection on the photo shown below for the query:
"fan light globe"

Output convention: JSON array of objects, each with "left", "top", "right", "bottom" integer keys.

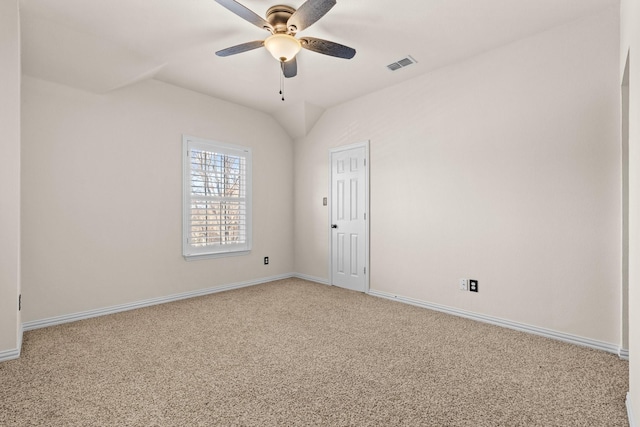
[{"left": 264, "top": 34, "right": 301, "bottom": 62}]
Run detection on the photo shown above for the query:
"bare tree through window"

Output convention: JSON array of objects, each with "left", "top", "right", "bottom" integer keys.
[{"left": 190, "top": 149, "right": 246, "bottom": 247}]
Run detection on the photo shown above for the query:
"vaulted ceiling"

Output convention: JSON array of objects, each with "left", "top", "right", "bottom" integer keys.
[{"left": 19, "top": 0, "right": 618, "bottom": 138}]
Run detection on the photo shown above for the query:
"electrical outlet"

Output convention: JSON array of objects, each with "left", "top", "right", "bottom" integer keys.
[
  {"left": 469, "top": 279, "right": 478, "bottom": 292},
  {"left": 459, "top": 279, "right": 468, "bottom": 291},
  {"left": 264, "top": 257, "right": 269, "bottom": 265}
]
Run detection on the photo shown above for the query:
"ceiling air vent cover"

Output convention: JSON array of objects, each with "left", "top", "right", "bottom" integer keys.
[{"left": 387, "top": 55, "right": 417, "bottom": 71}]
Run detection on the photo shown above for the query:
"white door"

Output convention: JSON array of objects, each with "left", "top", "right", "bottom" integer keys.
[{"left": 330, "top": 143, "right": 369, "bottom": 292}]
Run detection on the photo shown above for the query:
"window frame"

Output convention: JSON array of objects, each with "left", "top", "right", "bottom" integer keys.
[{"left": 182, "top": 135, "right": 252, "bottom": 260}]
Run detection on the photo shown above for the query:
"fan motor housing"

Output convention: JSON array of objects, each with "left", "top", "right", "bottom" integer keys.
[{"left": 266, "top": 5, "right": 296, "bottom": 33}]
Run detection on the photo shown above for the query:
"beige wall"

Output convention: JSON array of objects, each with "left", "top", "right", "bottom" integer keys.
[
  {"left": 21, "top": 77, "right": 294, "bottom": 321},
  {"left": 0, "top": 0, "right": 21, "bottom": 355},
  {"left": 621, "top": 0, "right": 640, "bottom": 422},
  {"left": 294, "top": 8, "right": 621, "bottom": 345}
]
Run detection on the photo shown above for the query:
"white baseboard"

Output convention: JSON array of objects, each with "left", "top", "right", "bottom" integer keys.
[
  {"left": 368, "top": 289, "right": 622, "bottom": 356},
  {"left": 0, "top": 347, "right": 20, "bottom": 363},
  {"left": 23, "top": 273, "right": 294, "bottom": 331},
  {"left": 15, "top": 275, "right": 627, "bottom": 363},
  {"left": 0, "top": 324, "right": 23, "bottom": 363},
  {"left": 292, "top": 272, "right": 330, "bottom": 285},
  {"left": 629, "top": 393, "right": 637, "bottom": 427},
  {"left": 619, "top": 348, "right": 630, "bottom": 360}
]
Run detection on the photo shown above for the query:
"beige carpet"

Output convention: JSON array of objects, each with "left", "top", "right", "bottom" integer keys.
[{"left": 0, "top": 278, "right": 629, "bottom": 426}]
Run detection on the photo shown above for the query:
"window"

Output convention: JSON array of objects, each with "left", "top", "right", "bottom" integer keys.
[{"left": 183, "top": 135, "right": 252, "bottom": 260}]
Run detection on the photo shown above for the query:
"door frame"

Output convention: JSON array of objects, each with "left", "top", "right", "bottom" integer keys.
[
  {"left": 621, "top": 51, "right": 630, "bottom": 356},
  {"left": 328, "top": 141, "right": 370, "bottom": 293}
]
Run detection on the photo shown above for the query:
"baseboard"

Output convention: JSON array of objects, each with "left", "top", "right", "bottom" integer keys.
[
  {"left": 0, "top": 346, "right": 20, "bottom": 363},
  {"left": 0, "top": 324, "right": 23, "bottom": 363},
  {"left": 292, "top": 272, "right": 330, "bottom": 285},
  {"left": 368, "top": 289, "right": 621, "bottom": 356},
  {"left": 23, "top": 273, "right": 294, "bottom": 331},
  {"left": 629, "top": 393, "right": 637, "bottom": 427},
  {"left": 619, "top": 348, "right": 630, "bottom": 360},
  {"left": 17, "top": 276, "right": 626, "bottom": 360}
]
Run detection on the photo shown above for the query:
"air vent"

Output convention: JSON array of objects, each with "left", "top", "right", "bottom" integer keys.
[{"left": 387, "top": 55, "right": 417, "bottom": 71}]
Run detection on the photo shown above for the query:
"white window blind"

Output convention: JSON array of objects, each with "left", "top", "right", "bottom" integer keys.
[{"left": 183, "top": 136, "right": 252, "bottom": 259}]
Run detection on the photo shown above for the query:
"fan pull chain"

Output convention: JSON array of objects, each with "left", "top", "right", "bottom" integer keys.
[{"left": 279, "top": 61, "right": 285, "bottom": 101}]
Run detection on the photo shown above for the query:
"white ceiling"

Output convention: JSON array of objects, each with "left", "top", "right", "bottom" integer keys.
[{"left": 19, "top": 0, "right": 618, "bottom": 137}]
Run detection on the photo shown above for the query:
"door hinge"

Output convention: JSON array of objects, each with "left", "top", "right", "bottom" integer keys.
[
  {"left": 364, "top": 213, "right": 366, "bottom": 220},
  {"left": 364, "top": 267, "right": 366, "bottom": 275},
  {"left": 364, "top": 159, "right": 366, "bottom": 166},
  {"left": 18, "top": 294, "right": 21, "bottom": 311}
]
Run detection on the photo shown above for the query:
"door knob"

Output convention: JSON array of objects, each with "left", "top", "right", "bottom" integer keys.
[{"left": 331, "top": 224, "right": 338, "bottom": 229}]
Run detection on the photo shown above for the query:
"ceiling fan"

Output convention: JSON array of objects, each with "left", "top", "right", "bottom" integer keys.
[{"left": 214, "top": 0, "right": 356, "bottom": 79}]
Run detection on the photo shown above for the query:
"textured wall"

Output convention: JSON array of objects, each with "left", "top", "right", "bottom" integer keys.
[
  {"left": 0, "top": 0, "right": 21, "bottom": 355},
  {"left": 294, "top": 8, "right": 621, "bottom": 345},
  {"left": 21, "top": 77, "right": 294, "bottom": 321}
]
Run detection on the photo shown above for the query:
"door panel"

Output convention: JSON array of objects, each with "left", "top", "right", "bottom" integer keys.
[
  {"left": 337, "top": 233, "right": 345, "bottom": 273},
  {"left": 330, "top": 144, "right": 368, "bottom": 292}
]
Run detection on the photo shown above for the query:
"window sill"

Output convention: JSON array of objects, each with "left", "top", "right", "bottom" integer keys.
[{"left": 183, "top": 250, "right": 251, "bottom": 261}]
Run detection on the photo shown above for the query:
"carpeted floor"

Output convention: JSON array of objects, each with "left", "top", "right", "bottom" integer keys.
[{"left": 0, "top": 278, "right": 630, "bottom": 426}]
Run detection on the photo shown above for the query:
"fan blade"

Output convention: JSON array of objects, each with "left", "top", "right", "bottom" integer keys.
[
  {"left": 300, "top": 37, "right": 356, "bottom": 59},
  {"left": 287, "top": 0, "right": 336, "bottom": 32},
  {"left": 215, "top": 0, "right": 273, "bottom": 32},
  {"left": 216, "top": 40, "right": 265, "bottom": 57},
  {"left": 282, "top": 58, "right": 297, "bottom": 78}
]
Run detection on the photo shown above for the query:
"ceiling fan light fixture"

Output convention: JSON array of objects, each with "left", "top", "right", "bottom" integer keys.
[{"left": 264, "top": 34, "right": 301, "bottom": 62}]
